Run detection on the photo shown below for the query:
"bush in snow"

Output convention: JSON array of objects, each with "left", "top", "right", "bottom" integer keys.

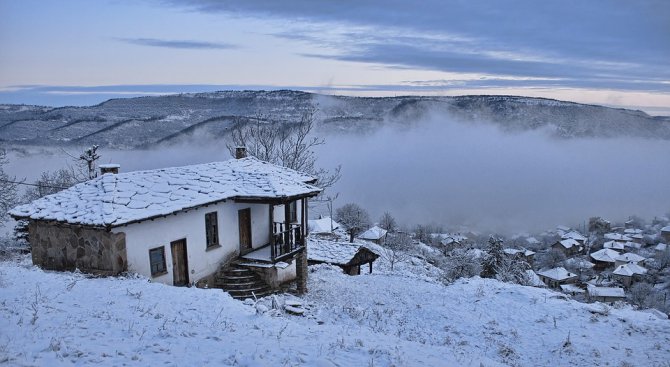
[
  {"left": 441, "top": 248, "right": 482, "bottom": 283},
  {"left": 0, "top": 149, "right": 18, "bottom": 225}
]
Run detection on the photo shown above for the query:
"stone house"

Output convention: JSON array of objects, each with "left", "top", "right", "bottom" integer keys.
[
  {"left": 357, "top": 225, "right": 388, "bottom": 245},
  {"left": 586, "top": 285, "right": 626, "bottom": 304},
  {"left": 10, "top": 151, "right": 322, "bottom": 294},
  {"left": 590, "top": 248, "right": 620, "bottom": 270},
  {"left": 662, "top": 226, "right": 670, "bottom": 243},
  {"left": 614, "top": 253, "right": 646, "bottom": 268},
  {"left": 613, "top": 263, "right": 648, "bottom": 287},
  {"left": 552, "top": 239, "right": 582, "bottom": 256},
  {"left": 537, "top": 267, "right": 578, "bottom": 288}
]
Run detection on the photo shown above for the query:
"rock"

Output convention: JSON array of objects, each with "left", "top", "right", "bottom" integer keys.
[{"left": 284, "top": 305, "right": 305, "bottom": 315}]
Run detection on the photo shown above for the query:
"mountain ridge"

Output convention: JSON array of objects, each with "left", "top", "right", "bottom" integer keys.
[{"left": 1, "top": 90, "right": 668, "bottom": 148}]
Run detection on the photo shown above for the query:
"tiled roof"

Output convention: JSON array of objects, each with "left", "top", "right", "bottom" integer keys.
[{"left": 10, "top": 157, "right": 321, "bottom": 227}]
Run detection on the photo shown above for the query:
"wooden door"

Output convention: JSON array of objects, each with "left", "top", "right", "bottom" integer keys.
[
  {"left": 170, "top": 239, "right": 189, "bottom": 286},
  {"left": 238, "top": 208, "right": 252, "bottom": 253}
]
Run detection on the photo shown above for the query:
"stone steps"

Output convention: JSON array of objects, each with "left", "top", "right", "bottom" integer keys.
[{"left": 212, "top": 262, "right": 274, "bottom": 300}]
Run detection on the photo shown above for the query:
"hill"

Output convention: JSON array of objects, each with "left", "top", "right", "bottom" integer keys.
[
  {"left": 1, "top": 91, "right": 668, "bottom": 148},
  {"left": 1, "top": 254, "right": 668, "bottom": 366}
]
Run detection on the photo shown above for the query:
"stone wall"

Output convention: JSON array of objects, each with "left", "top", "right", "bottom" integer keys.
[{"left": 29, "top": 221, "right": 127, "bottom": 275}]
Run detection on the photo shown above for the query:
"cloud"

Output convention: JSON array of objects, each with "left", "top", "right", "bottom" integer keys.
[
  {"left": 117, "top": 37, "right": 238, "bottom": 50},
  {"left": 161, "top": 0, "right": 670, "bottom": 93}
]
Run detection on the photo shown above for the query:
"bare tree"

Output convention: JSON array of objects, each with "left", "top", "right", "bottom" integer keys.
[
  {"left": 227, "top": 109, "right": 340, "bottom": 192},
  {"left": 536, "top": 248, "right": 567, "bottom": 270},
  {"left": 335, "top": 203, "right": 370, "bottom": 243},
  {"left": 381, "top": 232, "right": 412, "bottom": 271},
  {"left": 23, "top": 168, "right": 78, "bottom": 202},
  {"left": 0, "top": 149, "right": 19, "bottom": 225},
  {"left": 379, "top": 212, "right": 397, "bottom": 233},
  {"left": 442, "top": 248, "right": 482, "bottom": 282}
]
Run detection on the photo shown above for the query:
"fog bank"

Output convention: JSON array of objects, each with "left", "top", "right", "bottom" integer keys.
[{"left": 316, "top": 117, "right": 670, "bottom": 233}]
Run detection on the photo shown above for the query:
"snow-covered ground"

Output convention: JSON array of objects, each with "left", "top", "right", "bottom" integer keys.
[{"left": 1, "top": 254, "right": 669, "bottom": 366}]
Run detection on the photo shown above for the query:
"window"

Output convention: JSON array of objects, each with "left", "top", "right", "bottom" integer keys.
[
  {"left": 205, "top": 211, "right": 219, "bottom": 248},
  {"left": 149, "top": 246, "right": 166, "bottom": 276},
  {"left": 289, "top": 201, "right": 298, "bottom": 223}
]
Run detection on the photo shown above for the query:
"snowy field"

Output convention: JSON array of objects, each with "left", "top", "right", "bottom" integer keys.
[{"left": 1, "top": 254, "right": 669, "bottom": 366}]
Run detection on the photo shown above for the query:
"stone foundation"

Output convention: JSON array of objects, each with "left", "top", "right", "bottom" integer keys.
[
  {"left": 296, "top": 248, "right": 308, "bottom": 294},
  {"left": 29, "top": 221, "right": 127, "bottom": 275}
]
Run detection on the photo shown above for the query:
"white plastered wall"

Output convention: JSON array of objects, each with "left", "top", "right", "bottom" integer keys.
[{"left": 113, "top": 201, "right": 271, "bottom": 285}]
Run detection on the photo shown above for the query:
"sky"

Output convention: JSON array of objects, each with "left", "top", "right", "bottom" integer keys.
[{"left": 0, "top": 0, "right": 669, "bottom": 114}]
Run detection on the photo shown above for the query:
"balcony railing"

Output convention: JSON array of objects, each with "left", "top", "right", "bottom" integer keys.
[{"left": 270, "top": 222, "right": 304, "bottom": 261}]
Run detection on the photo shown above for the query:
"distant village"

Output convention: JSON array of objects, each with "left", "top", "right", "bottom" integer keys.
[{"left": 306, "top": 213, "right": 670, "bottom": 315}]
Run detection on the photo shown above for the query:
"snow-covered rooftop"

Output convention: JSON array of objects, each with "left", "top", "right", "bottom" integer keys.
[
  {"left": 590, "top": 248, "right": 620, "bottom": 263},
  {"left": 358, "top": 225, "right": 388, "bottom": 241},
  {"left": 603, "top": 241, "right": 625, "bottom": 250},
  {"left": 538, "top": 267, "right": 577, "bottom": 281},
  {"left": 503, "top": 248, "right": 535, "bottom": 257},
  {"left": 307, "top": 239, "right": 377, "bottom": 266},
  {"left": 655, "top": 243, "right": 668, "bottom": 252},
  {"left": 604, "top": 233, "right": 632, "bottom": 242},
  {"left": 562, "top": 231, "right": 586, "bottom": 241},
  {"left": 587, "top": 285, "right": 625, "bottom": 298},
  {"left": 555, "top": 239, "right": 580, "bottom": 249},
  {"left": 662, "top": 226, "right": 670, "bottom": 232},
  {"left": 308, "top": 217, "right": 340, "bottom": 234},
  {"left": 613, "top": 263, "right": 647, "bottom": 277},
  {"left": 615, "top": 253, "right": 645, "bottom": 264},
  {"left": 560, "top": 284, "right": 585, "bottom": 294},
  {"left": 9, "top": 156, "right": 322, "bottom": 227}
]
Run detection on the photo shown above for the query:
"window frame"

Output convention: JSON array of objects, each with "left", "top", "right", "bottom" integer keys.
[
  {"left": 289, "top": 201, "right": 298, "bottom": 223},
  {"left": 149, "top": 246, "right": 167, "bottom": 277},
  {"left": 205, "top": 211, "right": 220, "bottom": 249}
]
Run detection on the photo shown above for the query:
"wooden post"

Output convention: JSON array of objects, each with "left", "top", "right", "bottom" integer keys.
[
  {"left": 369, "top": 261, "right": 373, "bottom": 274},
  {"left": 269, "top": 204, "right": 275, "bottom": 260},
  {"left": 284, "top": 203, "right": 291, "bottom": 252},
  {"left": 300, "top": 198, "right": 306, "bottom": 245}
]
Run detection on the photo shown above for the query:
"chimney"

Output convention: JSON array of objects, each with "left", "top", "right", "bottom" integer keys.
[
  {"left": 235, "top": 147, "right": 247, "bottom": 159},
  {"left": 99, "top": 164, "right": 120, "bottom": 175}
]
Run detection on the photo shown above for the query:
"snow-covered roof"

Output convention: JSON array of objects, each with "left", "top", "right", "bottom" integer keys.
[
  {"left": 623, "top": 241, "right": 641, "bottom": 250},
  {"left": 560, "top": 284, "right": 585, "bottom": 294},
  {"left": 307, "top": 239, "right": 377, "bottom": 266},
  {"left": 603, "top": 241, "right": 625, "bottom": 250},
  {"left": 564, "top": 258, "right": 595, "bottom": 269},
  {"left": 604, "top": 233, "right": 632, "bottom": 242},
  {"left": 613, "top": 263, "right": 647, "bottom": 277},
  {"left": 587, "top": 285, "right": 625, "bottom": 298},
  {"left": 615, "top": 253, "right": 645, "bottom": 264},
  {"left": 661, "top": 226, "right": 670, "bottom": 232},
  {"left": 556, "top": 239, "right": 580, "bottom": 249},
  {"left": 538, "top": 267, "right": 577, "bottom": 281},
  {"left": 562, "top": 231, "right": 586, "bottom": 241},
  {"left": 624, "top": 228, "right": 643, "bottom": 235},
  {"left": 308, "top": 217, "right": 340, "bottom": 233},
  {"left": 655, "top": 243, "right": 668, "bottom": 252},
  {"left": 590, "top": 248, "right": 620, "bottom": 263},
  {"left": 525, "top": 237, "right": 540, "bottom": 245},
  {"left": 10, "top": 156, "right": 322, "bottom": 227},
  {"left": 358, "top": 225, "right": 388, "bottom": 241},
  {"left": 503, "top": 248, "right": 535, "bottom": 257}
]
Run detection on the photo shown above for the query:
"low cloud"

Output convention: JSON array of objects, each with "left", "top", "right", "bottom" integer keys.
[
  {"left": 118, "top": 37, "right": 238, "bottom": 50},
  {"left": 316, "top": 116, "right": 670, "bottom": 233}
]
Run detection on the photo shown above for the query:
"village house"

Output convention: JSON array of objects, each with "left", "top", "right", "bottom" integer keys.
[
  {"left": 603, "top": 240, "right": 625, "bottom": 251},
  {"left": 552, "top": 238, "right": 582, "bottom": 256},
  {"left": 9, "top": 150, "right": 322, "bottom": 295},
  {"left": 562, "top": 231, "right": 587, "bottom": 245},
  {"left": 655, "top": 243, "right": 668, "bottom": 252},
  {"left": 590, "top": 248, "right": 620, "bottom": 270},
  {"left": 604, "top": 233, "right": 632, "bottom": 243},
  {"left": 537, "top": 267, "right": 578, "bottom": 288},
  {"left": 307, "top": 239, "right": 379, "bottom": 275},
  {"left": 612, "top": 263, "right": 648, "bottom": 287},
  {"left": 358, "top": 225, "right": 388, "bottom": 245},
  {"left": 503, "top": 248, "right": 536, "bottom": 265},
  {"left": 614, "top": 253, "right": 646, "bottom": 268},
  {"left": 308, "top": 216, "right": 340, "bottom": 235},
  {"left": 586, "top": 285, "right": 626, "bottom": 304},
  {"left": 661, "top": 226, "right": 670, "bottom": 243}
]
